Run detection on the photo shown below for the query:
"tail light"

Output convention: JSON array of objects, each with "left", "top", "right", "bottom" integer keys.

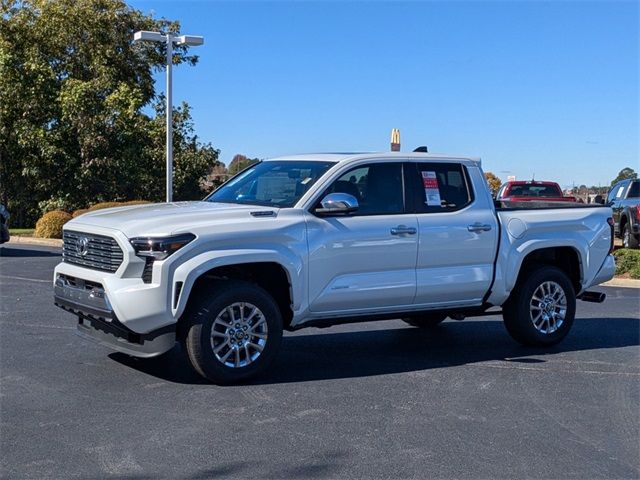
[{"left": 607, "top": 217, "right": 614, "bottom": 254}]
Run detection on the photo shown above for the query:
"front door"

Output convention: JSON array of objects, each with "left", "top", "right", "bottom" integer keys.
[{"left": 305, "top": 162, "right": 418, "bottom": 313}]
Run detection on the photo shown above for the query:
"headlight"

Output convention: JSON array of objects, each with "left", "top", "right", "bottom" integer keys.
[{"left": 130, "top": 233, "right": 196, "bottom": 260}]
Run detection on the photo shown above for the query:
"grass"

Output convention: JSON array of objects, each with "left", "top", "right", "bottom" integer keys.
[
  {"left": 9, "top": 228, "right": 35, "bottom": 236},
  {"left": 613, "top": 248, "right": 640, "bottom": 279}
]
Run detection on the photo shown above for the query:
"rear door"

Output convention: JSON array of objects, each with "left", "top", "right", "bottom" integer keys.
[{"left": 407, "top": 162, "right": 498, "bottom": 306}]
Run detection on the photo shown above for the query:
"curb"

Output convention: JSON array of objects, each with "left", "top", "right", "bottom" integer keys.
[
  {"left": 6, "top": 236, "right": 62, "bottom": 247},
  {"left": 601, "top": 278, "right": 640, "bottom": 289}
]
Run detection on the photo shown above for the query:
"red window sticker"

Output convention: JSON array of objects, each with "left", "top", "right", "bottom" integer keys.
[{"left": 421, "top": 171, "right": 442, "bottom": 206}]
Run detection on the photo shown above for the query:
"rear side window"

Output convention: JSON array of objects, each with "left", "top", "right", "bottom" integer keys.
[
  {"left": 627, "top": 181, "right": 639, "bottom": 198},
  {"left": 409, "top": 163, "right": 474, "bottom": 213}
]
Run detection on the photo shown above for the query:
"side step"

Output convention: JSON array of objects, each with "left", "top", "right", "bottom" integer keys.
[{"left": 578, "top": 291, "right": 606, "bottom": 303}]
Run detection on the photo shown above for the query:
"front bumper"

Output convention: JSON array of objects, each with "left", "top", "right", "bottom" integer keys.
[{"left": 54, "top": 273, "right": 176, "bottom": 358}]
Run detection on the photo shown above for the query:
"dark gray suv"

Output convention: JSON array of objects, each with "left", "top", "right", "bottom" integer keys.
[{"left": 607, "top": 179, "right": 640, "bottom": 248}]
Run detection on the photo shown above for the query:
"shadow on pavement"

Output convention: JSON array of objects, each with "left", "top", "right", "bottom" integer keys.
[
  {"left": 0, "top": 246, "right": 60, "bottom": 258},
  {"left": 109, "top": 317, "right": 640, "bottom": 385}
]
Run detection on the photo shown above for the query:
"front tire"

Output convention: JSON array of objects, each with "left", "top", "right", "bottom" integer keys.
[
  {"left": 623, "top": 223, "right": 639, "bottom": 249},
  {"left": 183, "top": 280, "right": 283, "bottom": 385},
  {"left": 502, "top": 266, "right": 576, "bottom": 346}
]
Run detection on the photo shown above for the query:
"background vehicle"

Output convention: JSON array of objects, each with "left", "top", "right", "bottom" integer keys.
[
  {"left": 53, "top": 152, "right": 615, "bottom": 384},
  {"left": 496, "top": 180, "right": 577, "bottom": 203},
  {"left": 608, "top": 179, "right": 640, "bottom": 248},
  {"left": 0, "top": 204, "right": 9, "bottom": 244}
]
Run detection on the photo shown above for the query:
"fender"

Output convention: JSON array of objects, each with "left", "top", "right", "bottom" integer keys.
[{"left": 171, "top": 248, "right": 303, "bottom": 320}]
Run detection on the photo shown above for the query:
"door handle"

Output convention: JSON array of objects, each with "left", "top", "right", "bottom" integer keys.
[
  {"left": 391, "top": 225, "right": 417, "bottom": 235},
  {"left": 467, "top": 223, "right": 492, "bottom": 233}
]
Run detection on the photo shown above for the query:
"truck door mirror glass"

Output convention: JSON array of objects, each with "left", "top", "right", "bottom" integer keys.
[{"left": 315, "top": 193, "right": 359, "bottom": 215}]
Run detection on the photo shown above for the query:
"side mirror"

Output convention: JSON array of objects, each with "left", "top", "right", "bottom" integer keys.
[{"left": 315, "top": 193, "right": 359, "bottom": 215}]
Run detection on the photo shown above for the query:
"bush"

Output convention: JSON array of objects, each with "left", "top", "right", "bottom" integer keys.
[
  {"left": 86, "top": 202, "right": 122, "bottom": 211},
  {"left": 72, "top": 208, "right": 89, "bottom": 218},
  {"left": 613, "top": 249, "right": 640, "bottom": 279},
  {"left": 34, "top": 210, "right": 72, "bottom": 239},
  {"left": 86, "top": 200, "right": 151, "bottom": 212}
]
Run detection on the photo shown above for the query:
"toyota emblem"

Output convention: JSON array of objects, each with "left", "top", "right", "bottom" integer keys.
[{"left": 76, "top": 236, "right": 90, "bottom": 256}]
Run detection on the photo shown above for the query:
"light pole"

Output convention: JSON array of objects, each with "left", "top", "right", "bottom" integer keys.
[{"left": 133, "top": 30, "right": 204, "bottom": 202}]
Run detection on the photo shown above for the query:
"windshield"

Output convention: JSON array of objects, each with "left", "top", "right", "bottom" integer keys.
[{"left": 206, "top": 160, "right": 335, "bottom": 207}]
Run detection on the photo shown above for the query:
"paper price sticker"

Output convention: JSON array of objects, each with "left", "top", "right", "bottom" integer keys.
[{"left": 422, "top": 171, "right": 441, "bottom": 206}]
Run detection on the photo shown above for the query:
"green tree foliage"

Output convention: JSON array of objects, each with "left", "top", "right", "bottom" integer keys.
[
  {"left": 611, "top": 167, "right": 637, "bottom": 186},
  {"left": 0, "top": 0, "right": 221, "bottom": 226},
  {"left": 228, "top": 154, "right": 260, "bottom": 175}
]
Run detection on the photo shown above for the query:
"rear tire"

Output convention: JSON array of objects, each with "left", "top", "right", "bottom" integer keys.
[
  {"left": 402, "top": 313, "right": 447, "bottom": 328},
  {"left": 502, "top": 266, "right": 576, "bottom": 346},
  {"left": 183, "top": 280, "right": 283, "bottom": 385},
  {"left": 623, "top": 223, "right": 639, "bottom": 249}
]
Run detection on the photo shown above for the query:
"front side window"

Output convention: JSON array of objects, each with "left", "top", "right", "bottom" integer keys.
[
  {"left": 410, "top": 163, "right": 473, "bottom": 213},
  {"left": 207, "top": 160, "right": 335, "bottom": 208},
  {"left": 318, "top": 162, "right": 405, "bottom": 215}
]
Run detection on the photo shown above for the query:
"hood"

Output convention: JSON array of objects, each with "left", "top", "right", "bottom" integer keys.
[{"left": 68, "top": 201, "right": 278, "bottom": 238}]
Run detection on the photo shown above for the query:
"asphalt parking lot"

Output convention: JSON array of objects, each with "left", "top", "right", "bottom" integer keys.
[{"left": 1, "top": 243, "right": 639, "bottom": 479}]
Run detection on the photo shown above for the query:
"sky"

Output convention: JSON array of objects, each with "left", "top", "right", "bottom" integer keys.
[{"left": 128, "top": 0, "right": 639, "bottom": 188}]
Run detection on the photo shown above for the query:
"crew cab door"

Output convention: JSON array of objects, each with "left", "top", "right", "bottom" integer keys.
[
  {"left": 305, "top": 162, "right": 418, "bottom": 313},
  {"left": 407, "top": 162, "right": 498, "bottom": 306}
]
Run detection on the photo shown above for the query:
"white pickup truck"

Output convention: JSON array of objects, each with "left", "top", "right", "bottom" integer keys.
[{"left": 54, "top": 152, "right": 616, "bottom": 384}]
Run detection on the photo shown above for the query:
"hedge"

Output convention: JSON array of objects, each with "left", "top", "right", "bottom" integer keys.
[{"left": 34, "top": 210, "right": 72, "bottom": 239}]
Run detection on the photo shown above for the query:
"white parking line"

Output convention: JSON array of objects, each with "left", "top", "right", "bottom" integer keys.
[{"left": 0, "top": 275, "right": 50, "bottom": 283}]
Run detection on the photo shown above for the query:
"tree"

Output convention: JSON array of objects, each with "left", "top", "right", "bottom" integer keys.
[
  {"left": 228, "top": 154, "right": 259, "bottom": 175},
  {"left": 611, "top": 167, "right": 637, "bottom": 186},
  {"left": 0, "top": 0, "right": 221, "bottom": 226},
  {"left": 484, "top": 171, "right": 502, "bottom": 196}
]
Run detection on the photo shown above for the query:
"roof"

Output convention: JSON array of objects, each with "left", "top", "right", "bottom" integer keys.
[
  {"left": 266, "top": 151, "right": 482, "bottom": 166},
  {"left": 505, "top": 180, "right": 561, "bottom": 186}
]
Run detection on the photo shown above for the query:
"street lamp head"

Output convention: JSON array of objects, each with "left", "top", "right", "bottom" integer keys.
[
  {"left": 133, "top": 30, "right": 165, "bottom": 43},
  {"left": 175, "top": 35, "right": 204, "bottom": 47}
]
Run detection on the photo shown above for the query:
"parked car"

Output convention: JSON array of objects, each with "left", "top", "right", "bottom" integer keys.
[
  {"left": 607, "top": 178, "right": 640, "bottom": 248},
  {"left": 0, "top": 204, "right": 9, "bottom": 244},
  {"left": 495, "top": 180, "right": 577, "bottom": 202},
  {"left": 54, "top": 152, "right": 615, "bottom": 384}
]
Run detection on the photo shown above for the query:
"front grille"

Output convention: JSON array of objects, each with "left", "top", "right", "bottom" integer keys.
[{"left": 63, "top": 231, "right": 124, "bottom": 273}]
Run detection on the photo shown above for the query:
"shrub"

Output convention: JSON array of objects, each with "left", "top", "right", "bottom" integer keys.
[
  {"left": 613, "top": 249, "right": 640, "bottom": 279},
  {"left": 34, "top": 210, "right": 72, "bottom": 239},
  {"left": 86, "top": 200, "right": 151, "bottom": 212},
  {"left": 72, "top": 208, "right": 89, "bottom": 218},
  {"left": 87, "top": 202, "right": 122, "bottom": 211}
]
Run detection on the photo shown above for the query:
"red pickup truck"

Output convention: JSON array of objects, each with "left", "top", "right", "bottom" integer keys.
[{"left": 495, "top": 181, "right": 577, "bottom": 203}]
